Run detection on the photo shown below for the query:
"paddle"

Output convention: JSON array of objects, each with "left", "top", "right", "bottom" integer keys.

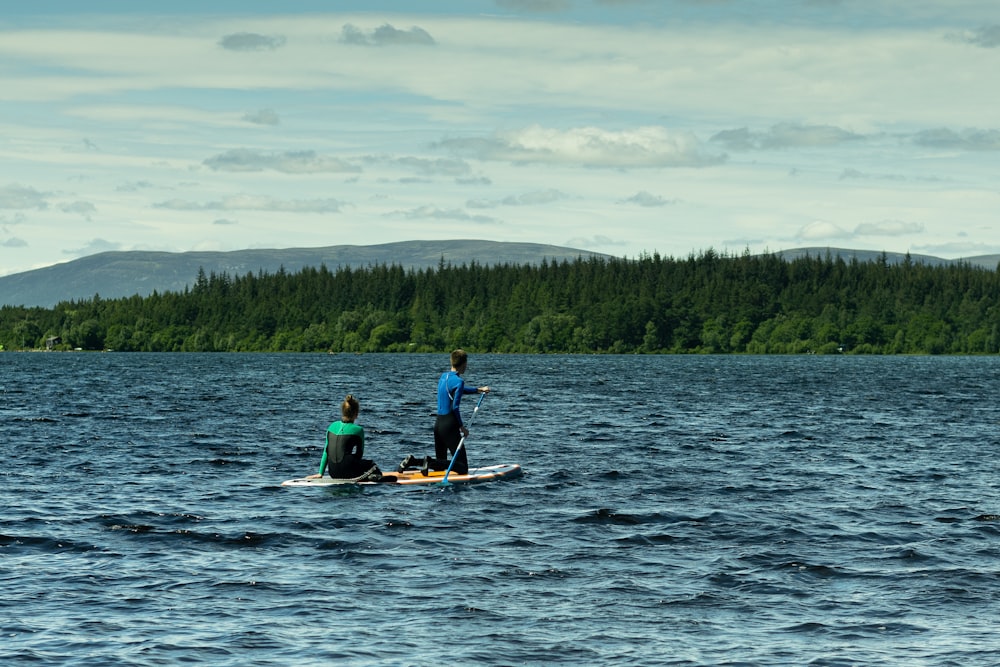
[{"left": 440, "top": 391, "right": 487, "bottom": 486}]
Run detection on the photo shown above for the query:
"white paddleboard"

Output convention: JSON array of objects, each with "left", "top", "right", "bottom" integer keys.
[{"left": 281, "top": 463, "right": 522, "bottom": 487}]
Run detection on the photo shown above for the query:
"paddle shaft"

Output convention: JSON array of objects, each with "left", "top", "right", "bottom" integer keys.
[{"left": 441, "top": 391, "right": 486, "bottom": 484}]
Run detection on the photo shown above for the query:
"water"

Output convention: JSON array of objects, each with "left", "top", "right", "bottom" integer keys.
[{"left": 3, "top": 353, "right": 1000, "bottom": 666}]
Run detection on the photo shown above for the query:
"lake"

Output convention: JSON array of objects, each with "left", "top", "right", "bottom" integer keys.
[{"left": 3, "top": 353, "right": 1000, "bottom": 665}]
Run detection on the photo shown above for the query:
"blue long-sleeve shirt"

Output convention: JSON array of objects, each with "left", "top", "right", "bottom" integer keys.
[{"left": 436, "top": 370, "right": 477, "bottom": 425}]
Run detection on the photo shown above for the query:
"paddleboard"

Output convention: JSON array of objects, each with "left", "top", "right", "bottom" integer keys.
[{"left": 281, "top": 463, "right": 522, "bottom": 487}]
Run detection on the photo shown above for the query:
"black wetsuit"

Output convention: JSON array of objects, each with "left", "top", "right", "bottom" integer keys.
[{"left": 318, "top": 421, "right": 377, "bottom": 479}]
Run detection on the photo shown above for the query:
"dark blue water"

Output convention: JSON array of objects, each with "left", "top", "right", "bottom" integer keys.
[{"left": 3, "top": 353, "right": 1000, "bottom": 666}]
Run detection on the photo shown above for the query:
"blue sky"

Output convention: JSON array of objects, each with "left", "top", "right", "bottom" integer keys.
[{"left": 1, "top": 0, "right": 998, "bottom": 276}]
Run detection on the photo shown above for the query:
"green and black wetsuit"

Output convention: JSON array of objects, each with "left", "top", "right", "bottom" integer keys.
[{"left": 318, "top": 421, "right": 377, "bottom": 479}]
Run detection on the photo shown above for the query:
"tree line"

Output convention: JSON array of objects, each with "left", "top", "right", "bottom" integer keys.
[{"left": 2, "top": 249, "right": 999, "bottom": 354}]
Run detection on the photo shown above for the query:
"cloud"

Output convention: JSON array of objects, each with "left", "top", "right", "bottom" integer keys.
[
  {"left": 60, "top": 201, "right": 97, "bottom": 218},
  {"left": 467, "top": 189, "right": 569, "bottom": 208},
  {"left": 2, "top": 237, "right": 28, "bottom": 248},
  {"left": 243, "top": 109, "right": 280, "bottom": 126},
  {"left": 839, "top": 168, "right": 946, "bottom": 183},
  {"left": 203, "top": 149, "right": 360, "bottom": 174},
  {"left": 564, "top": 234, "right": 627, "bottom": 249},
  {"left": 340, "top": 23, "right": 435, "bottom": 46},
  {"left": 949, "top": 25, "right": 1000, "bottom": 48},
  {"left": 0, "top": 184, "right": 49, "bottom": 209},
  {"left": 495, "top": 0, "right": 572, "bottom": 11},
  {"left": 854, "top": 220, "right": 924, "bottom": 236},
  {"left": 915, "top": 240, "right": 1000, "bottom": 258},
  {"left": 619, "top": 191, "right": 675, "bottom": 207},
  {"left": 218, "top": 32, "right": 286, "bottom": 51},
  {"left": 854, "top": 219, "right": 924, "bottom": 237},
  {"left": 456, "top": 176, "right": 493, "bottom": 186},
  {"left": 797, "top": 218, "right": 925, "bottom": 242},
  {"left": 839, "top": 168, "right": 905, "bottom": 182},
  {"left": 213, "top": 218, "right": 238, "bottom": 226},
  {"left": 437, "top": 125, "right": 725, "bottom": 168},
  {"left": 116, "top": 181, "right": 154, "bottom": 193},
  {"left": 711, "top": 124, "right": 864, "bottom": 150},
  {"left": 64, "top": 238, "right": 121, "bottom": 257},
  {"left": 912, "top": 127, "right": 1000, "bottom": 151},
  {"left": 510, "top": 189, "right": 570, "bottom": 205},
  {"left": 398, "top": 206, "right": 497, "bottom": 224},
  {"left": 796, "top": 220, "right": 851, "bottom": 241},
  {"left": 154, "top": 195, "right": 344, "bottom": 214},
  {"left": 376, "top": 156, "right": 472, "bottom": 177}
]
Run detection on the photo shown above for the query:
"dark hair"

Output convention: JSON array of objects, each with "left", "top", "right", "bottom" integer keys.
[
  {"left": 341, "top": 394, "right": 359, "bottom": 422},
  {"left": 450, "top": 349, "right": 468, "bottom": 369}
]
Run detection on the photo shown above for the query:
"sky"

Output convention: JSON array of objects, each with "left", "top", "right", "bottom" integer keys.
[{"left": 1, "top": 0, "right": 998, "bottom": 277}]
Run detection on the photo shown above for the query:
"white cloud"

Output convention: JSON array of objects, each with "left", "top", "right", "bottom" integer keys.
[
  {"left": 711, "top": 124, "right": 865, "bottom": 151},
  {"left": 154, "top": 195, "right": 344, "bottom": 214},
  {"left": 437, "top": 125, "right": 725, "bottom": 168},
  {"left": 467, "top": 189, "right": 569, "bottom": 209},
  {"left": 243, "top": 109, "right": 280, "bottom": 126},
  {"left": 68, "top": 105, "right": 264, "bottom": 129},
  {"left": 912, "top": 127, "right": 1000, "bottom": 151},
  {"left": 371, "top": 156, "right": 473, "bottom": 178},
  {"left": 564, "top": 234, "right": 627, "bottom": 249},
  {"left": 115, "top": 181, "right": 154, "bottom": 193},
  {"left": 948, "top": 25, "right": 1000, "bottom": 48},
  {"left": 797, "top": 220, "right": 851, "bottom": 241},
  {"left": 854, "top": 219, "right": 924, "bottom": 237},
  {"left": 218, "top": 32, "right": 286, "bottom": 51},
  {"left": 340, "top": 23, "right": 436, "bottom": 47},
  {"left": 795, "top": 218, "right": 926, "bottom": 243},
  {"left": 64, "top": 238, "right": 121, "bottom": 257},
  {"left": 619, "top": 191, "right": 675, "bottom": 207},
  {"left": 915, "top": 240, "right": 1000, "bottom": 257},
  {"left": 839, "top": 168, "right": 905, "bottom": 182},
  {"left": 59, "top": 201, "right": 98, "bottom": 218},
  {"left": 0, "top": 184, "right": 50, "bottom": 209},
  {"left": 203, "top": 149, "right": 361, "bottom": 174},
  {"left": 496, "top": 0, "right": 572, "bottom": 12},
  {"left": 398, "top": 206, "right": 497, "bottom": 224}
]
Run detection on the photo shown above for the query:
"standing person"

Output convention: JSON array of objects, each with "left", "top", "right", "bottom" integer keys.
[
  {"left": 308, "top": 394, "right": 382, "bottom": 482},
  {"left": 397, "top": 350, "right": 489, "bottom": 475},
  {"left": 407, "top": 349, "right": 491, "bottom": 475}
]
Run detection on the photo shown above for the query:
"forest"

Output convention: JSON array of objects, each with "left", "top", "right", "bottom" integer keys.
[{"left": 2, "top": 249, "right": 999, "bottom": 354}]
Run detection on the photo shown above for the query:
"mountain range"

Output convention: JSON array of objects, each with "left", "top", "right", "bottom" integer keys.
[
  {"left": 773, "top": 247, "right": 1000, "bottom": 269},
  {"left": 0, "top": 240, "right": 610, "bottom": 308},
  {"left": 1, "top": 240, "right": 997, "bottom": 308}
]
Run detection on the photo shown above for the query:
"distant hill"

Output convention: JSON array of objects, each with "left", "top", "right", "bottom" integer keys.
[
  {"left": 0, "top": 239, "right": 611, "bottom": 308},
  {"left": 773, "top": 247, "right": 1000, "bottom": 270},
  {"left": 2, "top": 241, "right": 997, "bottom": 308}
]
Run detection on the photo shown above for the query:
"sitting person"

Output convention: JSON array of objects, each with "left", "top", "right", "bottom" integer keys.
[{"left": 309, "top": 394, "right": 383, "bottom": 482}]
